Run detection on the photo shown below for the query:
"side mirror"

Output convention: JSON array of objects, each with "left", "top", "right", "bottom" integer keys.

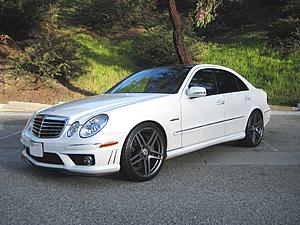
[{"left": 186, "top": 86, "right": 207, "bottom": 98}]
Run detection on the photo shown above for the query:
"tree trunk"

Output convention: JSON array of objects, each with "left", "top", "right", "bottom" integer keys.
[{"left": 167, "top": 0, "right": 193, "bottom": 64}]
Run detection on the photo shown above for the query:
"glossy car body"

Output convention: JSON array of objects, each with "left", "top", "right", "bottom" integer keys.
[{"left": 21, "top": 64, "right": 271, "bottom": 178}]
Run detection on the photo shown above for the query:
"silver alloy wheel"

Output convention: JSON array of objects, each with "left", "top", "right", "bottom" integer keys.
[
  {"left": 248, "top": 111, "right": 264, "bottom": 145},
  {"left": 129, "top": 128, "right": 164, "bottom": 177}
]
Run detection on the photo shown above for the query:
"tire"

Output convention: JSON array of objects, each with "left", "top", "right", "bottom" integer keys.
[
  {"left": 120, "top": 122, "right": 166, "bottom": 182},
  {"left": 240, "top": 110, "right": 264, "bottom": 147}
]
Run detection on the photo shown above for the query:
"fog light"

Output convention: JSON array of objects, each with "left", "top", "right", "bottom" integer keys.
[{"left": 83, "top": 156, "right": 94, "bottom": 166}]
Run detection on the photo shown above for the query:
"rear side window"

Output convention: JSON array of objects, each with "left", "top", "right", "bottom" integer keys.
[
  {"left": 214, "top": 69, "right": 239, "bottom": 93},
  {"left": 189, "top": 69, "right": 218, "bottom": 95},
  {"left": 236, "top": 77, "right": 249, "bottom": 91}
]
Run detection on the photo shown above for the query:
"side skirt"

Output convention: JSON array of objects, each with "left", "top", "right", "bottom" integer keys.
[{"left": 166, "top": 132, "right": 245, "bottom": 160}]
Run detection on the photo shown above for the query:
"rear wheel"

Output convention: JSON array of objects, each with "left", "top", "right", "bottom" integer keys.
[
  {"left": 240, "top": 110, "right": 264, "bottom": 147},
  {"left": 120, "top": 122, "right": 166, "bottom": 181}
]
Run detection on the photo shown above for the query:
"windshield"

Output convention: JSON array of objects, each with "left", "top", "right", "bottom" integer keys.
[{"left": 106, "top": 66, "right": 191, "bottom": 94}]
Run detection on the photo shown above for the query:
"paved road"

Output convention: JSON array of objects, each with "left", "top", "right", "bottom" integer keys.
[{"left": 0, "top": 113, "right": 299, "bottom": 225}]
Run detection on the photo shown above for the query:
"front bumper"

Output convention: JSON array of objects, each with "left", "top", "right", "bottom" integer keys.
[{"left": 21, "top": 132, "right": 122, "bottom": 175}]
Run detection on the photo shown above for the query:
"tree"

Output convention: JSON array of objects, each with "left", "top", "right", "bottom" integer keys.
[
  {"left": 167, "top": 0, "right": 226, "bottom": 64},
  {"left": 167, "top": 0, "right": 193, "bottom": 64}
]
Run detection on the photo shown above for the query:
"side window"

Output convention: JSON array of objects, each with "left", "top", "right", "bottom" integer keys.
[
  {"left": 189, "top": 69, "right": 218, "bottom": 96},
  {"left": 236, "top": 76, "right": 249, "bottom": 91},
  {"left": 214, "top": 69, "right": 239, "bottom": 93}
]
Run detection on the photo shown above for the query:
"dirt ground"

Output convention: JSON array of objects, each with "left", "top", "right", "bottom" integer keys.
[
  {"left": 0, "top": 69, "right": 85, "bottom": 104},
  {"left": 0, "top": 35, "right": 88, "bottom": 104}
]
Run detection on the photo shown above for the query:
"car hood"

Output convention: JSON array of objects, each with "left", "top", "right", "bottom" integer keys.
[{"left": 38, "top": 93, "right": 168, "bottom": 122}]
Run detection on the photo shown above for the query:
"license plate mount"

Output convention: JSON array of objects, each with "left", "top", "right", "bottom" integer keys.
[{"left": 29, "top": 142, "right": 44, "bottom": 157}]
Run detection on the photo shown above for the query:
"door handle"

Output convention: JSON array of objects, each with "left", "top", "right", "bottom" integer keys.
[
  {"left": 216, "top": 99, "right": 225, "bottom": 105},
  {"left": 244, "top": 96, "right": 251, "bottom": 100}
]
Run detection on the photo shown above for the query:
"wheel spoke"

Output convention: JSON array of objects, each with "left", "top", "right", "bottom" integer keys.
[
  {"left": 131, "top": 151, "right": 142, "bottom": 162},
  {"left": 147, "top": 131, "right": 158, "bottom": 148},
  {"left": 150, "top": 149, "right": 163, "bottom": 156},
  {"left": 252, "top": 131, "right": 257, "bottom": 143},
  {"left": 255, "top": 129, "right": 262, "bottom": 138},
  {"left": 143, "top": 158, "right": 150, "bottom": 175},
  {"left": 136, "top": 132, "right": 147, "bottom": 148},
  {"left": 135, "top": 132, "right": 146, "bottom": 149},
  {"left": 149, "top": 155, "right": 162, "bottom": 160},
  {"left": 147, "top": 158, "right": 151, "bottom": 174},
  {"left": 131, "top": 155, "right": 143, "bottom": 166},
  {"left": 255, "top": 120, "right": 263, "bottom": 128}
]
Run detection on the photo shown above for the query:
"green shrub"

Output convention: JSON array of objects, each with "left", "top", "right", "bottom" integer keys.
[
  {"left": 0, "top": 0, "right": 56, "bottom": 39},
  {"left": 269, "top": 19, "right": 300, "bottom": 56},
  {"left": 62, "top": 0, "right": 160, "bottom": 33},
  {"left": 133, "top": 27, "right": 178, "bottom": 67},
  {"left": 11, "top": 30, "right": 84, "bottom": 81}
]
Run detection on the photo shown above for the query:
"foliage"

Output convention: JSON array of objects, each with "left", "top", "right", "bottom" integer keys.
[
  {"left": 190, "top": 36, "right": 300, "bottom": 105},
  {"left": 11, "top": 23, "right": 82, "bottom": 80},
  {"left": 71, "top": 32, "right": 299, "bottom": 105},
  {"left": 133, "top": 27, "right": 178, "bottom": 67},
  {"left": 270, "top": 21, "right": 300, "bottom": 56},
  {"left": 195, "top": 0, "right": 223, "bottom": 28},
  {"left": 73, "top": 33, "right": 137, "bottom": 93},
  {"left": 61, "top": 0, "right": 160, "bottom": 33},
  {"left": 11, "top": 31, "right": 83, "bottom": 81},
  {"left": 1, "top": 0, "right": 299, "bottom": 106},
  {"left": 0, "top": 0, "right": 56, "bottom": 39},
  {"left": 10, "top": 5, "right": 84, "bottom": 81},
  {"left": 267, "top": 0, "right": 300, "bottom": 56}
]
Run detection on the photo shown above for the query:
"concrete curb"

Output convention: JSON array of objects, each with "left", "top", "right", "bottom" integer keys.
[
  {"left": 0, "top": 112, "right": 33, "bottom": 117},
  {"left": 0, "top": 101, "right": 50, "bottom": 112},
  {"left": 271, "top": 111, "right": 300, "bottom": 116}
]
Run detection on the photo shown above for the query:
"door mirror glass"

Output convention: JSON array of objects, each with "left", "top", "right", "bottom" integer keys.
[{"left": 186, "top": 87, "right": 207, "bottom": 98}]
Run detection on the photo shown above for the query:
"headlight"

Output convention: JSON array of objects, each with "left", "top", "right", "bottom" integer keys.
[
  {"left": 67, "top": 121, "right": 80, "bottom": 137},
  {"left": 25, "top": 117, "right": 34, "bottom": 131},
  {"left": 79, "top": 114, "right": 109, "bottom": 138}
]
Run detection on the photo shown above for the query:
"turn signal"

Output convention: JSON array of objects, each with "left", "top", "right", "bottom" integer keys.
[{"left": 100, "top": 141, "right": 118, "bottom": 148}]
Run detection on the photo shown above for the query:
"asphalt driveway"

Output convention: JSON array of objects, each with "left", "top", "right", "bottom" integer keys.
[{"left": 0, "top": 112, "right": 299, "bottom": 225}]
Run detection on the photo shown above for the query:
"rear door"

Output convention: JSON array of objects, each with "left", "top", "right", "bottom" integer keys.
[{"left": 214, "top": 69, "right": 251, "bottom": 136}]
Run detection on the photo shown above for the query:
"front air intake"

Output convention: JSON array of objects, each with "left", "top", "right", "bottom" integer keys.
[{"left": 32, "top": 114, "right": 68, "bottom": 138}]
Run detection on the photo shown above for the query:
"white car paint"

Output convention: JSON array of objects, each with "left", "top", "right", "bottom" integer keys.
[{"left": 21, "top": 64, "right": 271, "bottom": 175}]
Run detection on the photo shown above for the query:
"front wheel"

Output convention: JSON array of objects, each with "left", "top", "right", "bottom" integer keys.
[
  {"left": 240, "top": 110, "right": 264, "bottom": 147},
  {"left": 120, "top": 122, "right": 166, "bottom": 182}
]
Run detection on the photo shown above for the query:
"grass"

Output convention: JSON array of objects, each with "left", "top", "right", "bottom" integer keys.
[
  {"left": 72, "top": 32, "right": 299, "bottom": 106},
  {"left": 192, "top": 36, "right": 300, "bottom": 105},
  {"left": 73, "top": 34, "right": 137, "bottom": 94}
]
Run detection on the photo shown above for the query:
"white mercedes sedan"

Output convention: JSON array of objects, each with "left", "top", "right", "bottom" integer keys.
[{"left": 21, "top": 64, "right": 271, "bottom": 181}]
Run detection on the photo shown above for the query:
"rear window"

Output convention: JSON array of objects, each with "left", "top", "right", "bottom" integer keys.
[
  {"left": 236, "top": 77, "right": 249, "bottom": 91},
  {"left": 214, "top": 69, "right": 239, "bottom": 93}
]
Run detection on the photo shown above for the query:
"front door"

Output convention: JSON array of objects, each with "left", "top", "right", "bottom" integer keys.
[{"left": 180, "top": 69, "right": 226, "bottom": 147}]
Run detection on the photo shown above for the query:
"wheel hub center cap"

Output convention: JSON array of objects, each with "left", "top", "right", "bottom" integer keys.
[{"left": 142, "top": 148, "right": 148, "bottom": 156}]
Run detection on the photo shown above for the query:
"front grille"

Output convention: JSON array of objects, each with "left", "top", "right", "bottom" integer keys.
[
  {"left": 26, "top": 147, "right": 64, "bottom": 165},
  {"left": 32, "top": 114, "right": 68, "bottom": 138}
]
